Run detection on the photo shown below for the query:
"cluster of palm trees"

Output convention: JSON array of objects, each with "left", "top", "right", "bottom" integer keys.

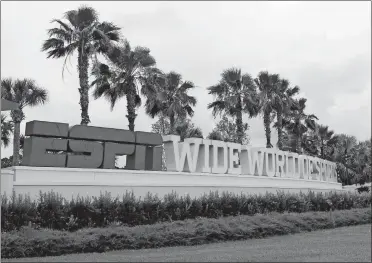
[{"left": 1, "top": 6, "right": 370, "bottom": 185}]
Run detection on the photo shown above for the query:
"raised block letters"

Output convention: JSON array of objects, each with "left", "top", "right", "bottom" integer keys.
[
  {"left": 161, "top": 136, "right": 338, "bottom": 182},
  {"left": 22, "top": 120, "right": 163, "bottom": 171}
]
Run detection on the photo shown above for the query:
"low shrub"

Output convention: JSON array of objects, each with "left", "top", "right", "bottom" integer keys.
[
  {"left": 2, "top": 208, "right": 371, "bottom": 259},
  {"left": 357, "top": 186, "right": 371, "bottom": 194},
  {"left": 1, "top": 190, "right": 371, "bottom": 232}
]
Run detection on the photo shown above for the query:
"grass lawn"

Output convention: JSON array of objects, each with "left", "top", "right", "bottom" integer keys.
[{"left": 3, "top": 224, "right": 371, "bottom": 262}]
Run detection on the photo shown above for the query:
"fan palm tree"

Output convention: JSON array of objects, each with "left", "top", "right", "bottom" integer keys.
[
  {"left": 1, "top": 114, "right": 14, "bottom": 148},
  {"left": 91, "top": 40, "right": 161, "bottom": 131},
  {"left": 273, "top": 79, "right": 299, "bottom": 150},
  {"left": 255, "top": 71, "right": 300, "bottom": 149},
  {"left": 146, "top": 71, "right": 197, "bottom": 135},
  {"left": 254, "top": 71, "right": 281, "bottom": 148},
  {"left": 207, "top": 68, "right": 259, "bottom": 145},
  {"left": 278, "top": 98, "right": 318, "bottom": 153},
  {"left": 1, "top": 78, "right": 48, "bottom": 166},
  {"left": 41, "top": 6, "right": 121, "bottom": 125},
  {"left": 316, "top": 124, "right": 339, "bottom": 160}
]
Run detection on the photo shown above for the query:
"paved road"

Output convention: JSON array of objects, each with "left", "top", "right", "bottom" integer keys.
[{"left": 3, "top": 224, "right": 371, "bottom": 262}]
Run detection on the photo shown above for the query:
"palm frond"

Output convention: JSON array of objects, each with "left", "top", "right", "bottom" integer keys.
[
  {"left": 75, "top": 6, "right": 99, "bottom": 29},
  {"left": 51, "top": 19, "right": 73, "bottom": 33},
  {"left": 96, "top": 21, "right": 121, "bottom": 41},
  {"left": 207, "top": 100, "right": 226, "bottom": 117},
  {"left": 167, "top": 72, "right": 182, "bottom": 90},
  {"left": 179, "top": 81, "right": 195, "bottom": 92},
  {"left": 221, "top": 68, "right": 241, "bottom": 87},
  {"left": 207, "top": 83, "right": 226, "bottom": 96},
  {"left": 1, "top": 78, "right": 14, "bottom": 101},
  {"left": 41, "top": 38, "right": 65, "bottom": 57},
  {"left": 47, "top": 28, "right": 72, "bottom": 42}
]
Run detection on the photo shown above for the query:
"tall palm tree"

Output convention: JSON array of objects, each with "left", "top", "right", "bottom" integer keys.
[
  {"left": 1, "top": 114, "right": 14, "bottom": 148},
  {"left": 316, "top": 124, "right": 339, "bottom": 160},
  {"left": 91, "top": 40, "right": 161, "bottom": 131},
  {"left": 146, "top": 71, "right": 197, "bottom": 135},
  {"left": 254, "top": 71, "right": 281, "bottom": 148},
  {"left": 41, "top": 6, "right": 121, "bottom": 125},
  {"left": 207, "top": 68, "right": 259, "bottom": 145},
  {"left": 272, "top": 79, "right": 299, "bottom": 150},
  {"left": 278, "top": 98, "right": 318, "bottom": 153},
  {"left": 1, "top": 78, "right": 48, "bottom": 166}
]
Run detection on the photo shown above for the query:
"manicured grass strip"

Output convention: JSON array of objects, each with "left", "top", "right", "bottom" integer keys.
[
  {"left": 2, "top": 207, "right": 371, "bottom": 259},
  {"left": 3, "top": 225, "right": 371, "bottom": 262}
]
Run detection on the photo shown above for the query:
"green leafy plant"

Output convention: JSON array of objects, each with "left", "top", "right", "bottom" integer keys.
[{"left": 2, "top": 190, "right": 371, "bottom": 233}]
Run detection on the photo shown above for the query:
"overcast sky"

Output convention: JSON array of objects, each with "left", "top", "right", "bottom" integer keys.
[{"left": 1, "top": 1, "right": 371, "bottom": 158}]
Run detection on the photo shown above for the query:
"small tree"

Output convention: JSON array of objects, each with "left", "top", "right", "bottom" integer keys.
[
  {"left": 207, "top": 115, "right": 250, "bottom": 144},
  {"left": 1, "top": 114, "right": 13, "bottom": 148},
  {"left": 1, "top": 78, "right": 48, "bottom": 166}
]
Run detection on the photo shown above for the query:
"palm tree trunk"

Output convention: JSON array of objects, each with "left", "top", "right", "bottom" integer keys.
[
  {"left": 78, "top": 48, "right": 91, "bottom": 125},
  {"left": 295, "top": 121, "right": 302, "bottom": 154},
  {"left": 160, "top": 115, "right": 167, "bottom": 134},
  {"left": 296, "top": 133, "right": 302, "bottom": 154},
  {"left": 12, "top": 121, "right": 21, "bottom": 166},
  {"left": 126, "top": 86, "right": 137, "bottom": 132},
  {"left": 169, "top": 114, "right": 175, "bottom": 135},
  {"left": 236, "top": 98, "right": 244, "bottom": 144},
  {"left": 276, "top": 110, "right": 284, "bottom": 150},
  {"left": 264, "top": 110, "right": 273, "bottom": 148},
  {"left": 296, "top": 136, "right": 302, "bottom": 154}
]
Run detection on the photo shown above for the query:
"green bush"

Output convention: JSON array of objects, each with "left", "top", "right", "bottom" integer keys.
[
  {"left": 2, "top": 208, "right": 371, "bottom": 259},
  {"left": 1, "top": 190, "right": 371, "bottom": 232}
]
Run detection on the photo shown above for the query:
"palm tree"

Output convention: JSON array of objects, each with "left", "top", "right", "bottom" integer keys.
[
  {"left": 146, "top": 71, "right": 197, "bottom": 135},
  {"left": 1, "top": 78, "right": 48, "bottom": 166},
  {"left": 41, "top": 6, "right": 121, "bottom": 125},
  {"left": 254, "top": 71, "right": 281, "bottom": 148},
  {"left": 207, "top": 68, "right": 259, "bottom": 145},
  {"left": 273, "top": 79, "right": 299, "bottom": 150},
  {"left": 316, "top": 124, "right": 339, "bottom": 160},
  {"left": 1, "top": 114, "right": 13, "bottom": 148},
  {"left": 278, "top": 98, "right": 318, "bottom": 153},
  {"left": 91, "top": 40, "right": 161, "bottom": 131}
]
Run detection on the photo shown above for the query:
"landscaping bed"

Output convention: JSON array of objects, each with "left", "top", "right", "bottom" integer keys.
[
  {"left": 2, "top": 207, "right": 371, "bottom": 259},
  {"left": 2, "top": 190, "right": 371, "bottom": 232}
]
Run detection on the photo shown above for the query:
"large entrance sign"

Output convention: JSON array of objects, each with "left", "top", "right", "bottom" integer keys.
[
  {"left": 21, "top": 121, "right": 337, "bottom": 183},
  {"left": 1, "top": 120, "right": 343, "bottom": 200}
]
